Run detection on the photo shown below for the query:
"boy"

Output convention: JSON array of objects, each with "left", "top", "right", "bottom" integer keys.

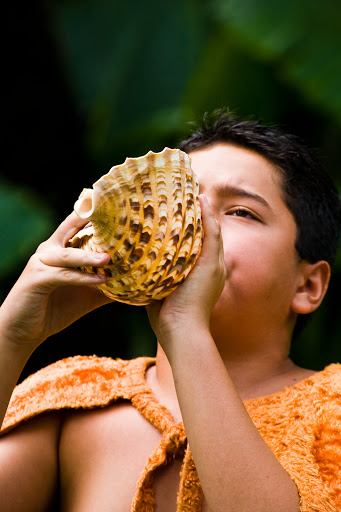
[{"left": 0, "top": 110, "right": 340, "bottom": 511}]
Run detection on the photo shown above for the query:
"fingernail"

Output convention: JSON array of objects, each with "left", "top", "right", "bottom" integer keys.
[
  {"left": 94, "top": 253, "right": 109, "bottom": 262},
  {"left": 95, "top": 274, "right": 107, "bottom": 281}
]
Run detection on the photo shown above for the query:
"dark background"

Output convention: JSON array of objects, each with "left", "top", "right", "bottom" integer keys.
[{"left": 2, "top": 0, "right": 341, "bottom": 381}]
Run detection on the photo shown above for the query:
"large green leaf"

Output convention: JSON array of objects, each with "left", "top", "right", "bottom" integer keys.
[
  {"left": 213, "top": 0, "right": 341, "bottom": 124},
  {"left": 46, "top": 0, "right": 209, "bottom": 164},
  {"left": 0, "top": 181, "right": 54, "bottom": 279},
  {"left": 180, "top": 28, "right": 296, "bottom": 123}
]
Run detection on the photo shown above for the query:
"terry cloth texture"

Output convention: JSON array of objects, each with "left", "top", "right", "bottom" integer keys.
[{"left": 1, "top": 356, "right": 341, "bottom": 511}]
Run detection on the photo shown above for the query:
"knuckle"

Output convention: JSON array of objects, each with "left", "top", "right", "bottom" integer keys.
[
  {"left": 61, "top": 267, "right": 76, "bottom": 281},
  {"left": 36, "top": 240, "right": 49, "bottom": 253},
  {"left": 59, "top": 248, "right": 71, "bottom": 262},
  {"left": 28, "top": 252, "right": 43, "bottom": 269}
]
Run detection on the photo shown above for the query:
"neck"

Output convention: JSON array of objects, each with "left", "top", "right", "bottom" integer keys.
[{"left": 152, "top": 334, "right": 301, "bottom": 404}]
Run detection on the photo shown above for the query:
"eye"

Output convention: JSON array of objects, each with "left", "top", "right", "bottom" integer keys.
[{"left": 228, "top": 208, "right": 257, "bottom": 220}]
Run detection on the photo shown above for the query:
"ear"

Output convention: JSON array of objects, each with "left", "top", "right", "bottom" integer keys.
[{"left": 291, "top": 260, "right": 331, "bottom": 315}]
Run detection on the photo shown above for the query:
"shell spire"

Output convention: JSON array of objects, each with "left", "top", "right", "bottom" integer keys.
[{"left": 69, "top": 147, "right": 203, "bottom": 305}]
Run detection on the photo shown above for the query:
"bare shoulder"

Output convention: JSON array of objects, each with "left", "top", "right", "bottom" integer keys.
[
  {"left": 59, "top": 401, "right": 163, "bottom": 511},
  {"left": 0, "top": 412, "right": 61, "bottom": 512},
  {"left": 60, "top": 398, "right": 162, "bottom": 448}
]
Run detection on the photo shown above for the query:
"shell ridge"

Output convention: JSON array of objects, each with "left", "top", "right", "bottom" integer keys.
[
  {"left": 158, "top": 154, "right": 191, "bottom": 283},
  {"left": 132, "top": 157, "right": 186, "bottom": 299},
  {"left": 122, "top": 155, "right": 175, "bottom": 297},
  {"left": 140, "top": 160, "right": 179, "bottom": 294},
  {"left": 105, "top": 162, "right": 162, "bottom": 287}
]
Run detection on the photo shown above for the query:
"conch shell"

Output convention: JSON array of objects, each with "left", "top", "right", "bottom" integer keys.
[{"left": 69, "top": 147, "right": 203, "bottom": 305}]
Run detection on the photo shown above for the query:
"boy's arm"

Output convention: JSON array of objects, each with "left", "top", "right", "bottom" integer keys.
[
  {"left": 0, "top": 214, "right": 111, "bottom": 512},
  {"left": 164, "top": 328, "right": 300, "bottom": 512},
  {"left": 0, "top": 213, "right": 114, "bottom": 511},
  {"left": 0, "top": 412, "right": 61, "bottom": 512},
  {"left": 0, "top": 212, "right": 111, "bottom": 427},
  {"left": 147, "top": 196, "right": 300, "bottom": 512}
]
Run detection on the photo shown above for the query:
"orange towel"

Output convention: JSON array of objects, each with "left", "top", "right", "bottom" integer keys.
[{"left": 2, "top": 356, "right": 340, "bottom": 511}]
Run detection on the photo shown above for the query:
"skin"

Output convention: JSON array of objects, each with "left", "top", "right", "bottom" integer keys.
[{"left": 0, "top": 143, "right": 331, "bottom": 511}]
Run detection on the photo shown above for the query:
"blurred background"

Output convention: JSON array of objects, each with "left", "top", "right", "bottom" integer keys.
[{"left": 3, "top": 0, "right": 341, "bottom": 381}]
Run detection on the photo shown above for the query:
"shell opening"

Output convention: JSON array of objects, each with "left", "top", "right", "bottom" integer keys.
[{"left": 74, "top": 189, "right": 94, "bottom": 219}]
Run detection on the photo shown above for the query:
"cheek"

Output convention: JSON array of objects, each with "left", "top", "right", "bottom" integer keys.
[
  {"left": 223, "top": 237, "right": 267, "bottom": 281},
  {"left": 221, "top": 237, "right": 297, "bottom": 304}
]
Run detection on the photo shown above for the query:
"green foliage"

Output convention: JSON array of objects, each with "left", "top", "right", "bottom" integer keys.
[
  {"left": 213, "top": 0, "right": 341, "bottom": 124},
  {"left": 0, "top": 181, "right": 54, "bottom": 279},
  {"left": 47, "top": 0, "right": 209, "bottom": 164},
  {"left": 42, "top": 0, "right": 341, "bottom": 178}
]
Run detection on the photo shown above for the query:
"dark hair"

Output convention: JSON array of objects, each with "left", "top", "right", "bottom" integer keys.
[{"left": 178, "top": 109, "right": 341, "bottom": 335}]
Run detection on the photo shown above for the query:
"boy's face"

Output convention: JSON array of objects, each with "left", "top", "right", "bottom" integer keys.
[{"left": 189, "top": 143, "right": 304, "bottom": 344}]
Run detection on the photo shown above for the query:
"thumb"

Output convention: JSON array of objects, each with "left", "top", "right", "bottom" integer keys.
[{"left": 145, "top": 300, "right": 164, "bottom": 331}]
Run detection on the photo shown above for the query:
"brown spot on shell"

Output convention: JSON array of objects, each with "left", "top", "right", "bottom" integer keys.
[
  {"left": 140, "top": 231, "right": 151, "bottom": 244},
  {"left": 129, "top": 247, "right": 144, "bottom": 264},
  {"left": 123, "top": 239, "right": 133, "bottom": 251},
  {"left": 130, "top": 199, "right": 140, "bottom": 211},
  {"left": 148, "top": 250, "right": 157, "bottom": 261},
  {"left": 143, "top": 204, "right": 154, "bottom": 220},
  {"left": 130, "top": 220, "right": 142, "bottom": 235}
]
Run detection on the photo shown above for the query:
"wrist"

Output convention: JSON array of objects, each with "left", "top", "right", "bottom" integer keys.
[
  {"left": 0, "top": 294, "right": 46, "bottom": 352},
  {"left": 0, "top": 308, "right": 42, "bottom": 359},
  {"left": 158, "top": 321, "right": 214, "bottom": 364},
  {"left": 0, "top": 332, "right": 36, "bottom": 362}
]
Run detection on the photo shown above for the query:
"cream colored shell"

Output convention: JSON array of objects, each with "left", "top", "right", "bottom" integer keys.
[{"left": 69, "top": 147, "right": 203, "bottom": 305}]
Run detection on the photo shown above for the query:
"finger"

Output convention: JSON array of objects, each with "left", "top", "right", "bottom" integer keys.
[
  {"left": 29, "top": 259, "right": 109, "bottom": 288},
  {"left": 145, "top": 300, "right": 163, "bottom": 321},
  {"left": 38, "top": 246, "right": 111, "bottom": 269},
  {"left": 49, "top": 212, "right": 91, "bottom": 247},
  {"left": 145, "top": 300, "right": 163, "bottom": 332},
  {"left": 199, "top": 194, "right": 226, "bottom": 274},
  {"left": 56, "top": 267, "right": 109, "bottom": 286},
  {"left": 24, "top": 250, "right": 110, "bottom": 290},
  {"left": 199, "top": 195, "right": 223, "bottom": 257}
]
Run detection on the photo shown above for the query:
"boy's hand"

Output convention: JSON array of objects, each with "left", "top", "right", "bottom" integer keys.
[
  {"left": 146, "top": 195, "right": 226, "bottom": 351},
  {"left": 0, "top": 213, "right": 112, "bottom": 354}
]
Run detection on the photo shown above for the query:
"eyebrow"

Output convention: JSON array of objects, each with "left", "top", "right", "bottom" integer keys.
[{"left": 201, "top": 183, "right": 273, "bottom": 211}]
